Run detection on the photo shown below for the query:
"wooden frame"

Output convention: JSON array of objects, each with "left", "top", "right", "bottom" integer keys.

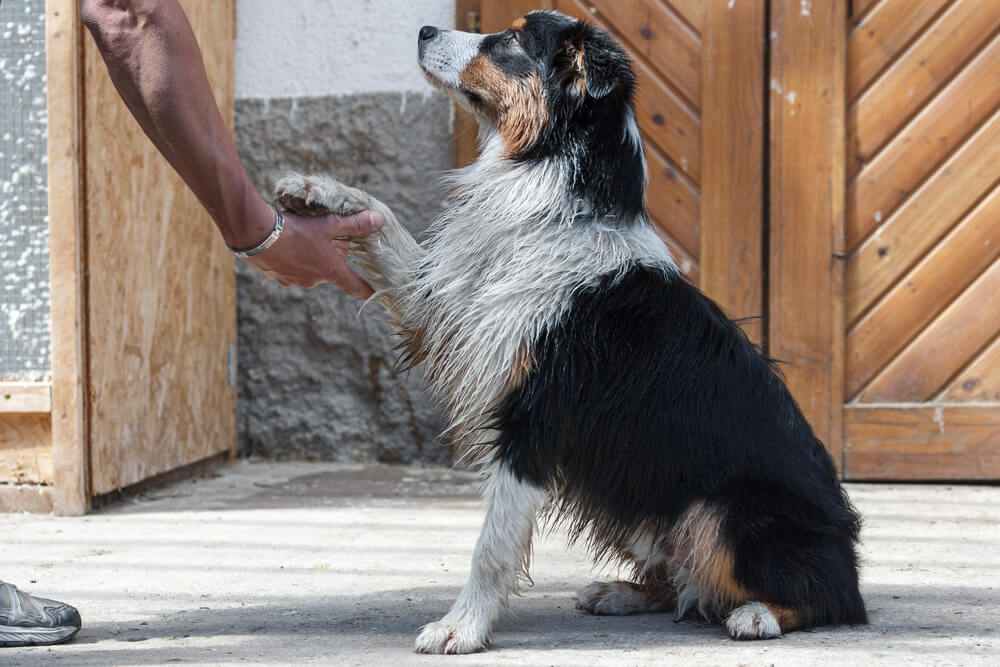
[
  {"left": 700, "top": 0, "right": 766, "bottom": 344},
  {"left": 768, "top": 0, "right": 847, "bottom": 470},
  {"left": 46, "top": 0, "right": 90, "bottom": 515}
]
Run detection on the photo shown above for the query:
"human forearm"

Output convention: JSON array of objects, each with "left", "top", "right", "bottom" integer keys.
[{"left": 80, "top": 0, "right": 271, "bottom": 247}]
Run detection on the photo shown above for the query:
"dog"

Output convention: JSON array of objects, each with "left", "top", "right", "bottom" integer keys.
[{"left": 275, "top": 10, "right": 867, "bottom": 654}]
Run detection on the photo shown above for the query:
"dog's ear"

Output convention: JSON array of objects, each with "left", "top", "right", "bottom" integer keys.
[{"left": 561, "top": 22, "right": 630, "bottom": 99}]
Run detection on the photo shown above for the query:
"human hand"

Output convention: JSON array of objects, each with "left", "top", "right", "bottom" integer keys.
[{"left": 244, "top": 209, "right": 385, "bottom": 295}]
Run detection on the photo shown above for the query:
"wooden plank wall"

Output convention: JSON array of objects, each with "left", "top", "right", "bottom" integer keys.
[
  {"left": 82, "top": 0, "right": 238, "bottom": 494},
  {"left": 768, "top": 0, "right": 847, "bottom": 466},
  {"left": 842, "top": 0, "right": 1000, "bottom": 480}
]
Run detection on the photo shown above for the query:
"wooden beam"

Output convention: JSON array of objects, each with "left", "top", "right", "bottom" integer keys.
[
  {"left": 0, "top": 383, "right": 52, "bottom": 414},
  {"left": 46, "top": 0, "right": 90, "bottom": 515},
  {"left": 768, "top": 0, "right": 847, "bottom": 469},
  {"left": 454, "top": 0, "right": 482, "bottom": 168},
  {"left": 844, "top": 406, "right": 1000, "bottom": 480},
  {"left": 700, "top": 0, "right": 764, "bottom": 344},
  {"left": 0, "top": 485, "right": 54, "bottom": 514}
]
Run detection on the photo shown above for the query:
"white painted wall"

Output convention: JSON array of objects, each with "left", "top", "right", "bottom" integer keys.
[{"left": 236, "top": 0, "right": 455, "bottom": 99}]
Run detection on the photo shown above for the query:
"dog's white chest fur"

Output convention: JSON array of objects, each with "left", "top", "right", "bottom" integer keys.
[{"left": 400, "top": 145, "right": 677, "bottom": 441}]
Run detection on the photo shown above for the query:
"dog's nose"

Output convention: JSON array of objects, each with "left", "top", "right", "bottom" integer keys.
[{"left": 419, "top": 25, "right": 439, "bottom": 43}]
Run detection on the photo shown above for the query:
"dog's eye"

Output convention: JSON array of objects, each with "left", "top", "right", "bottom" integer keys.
[{"left": 504, "top": 32, "right": 519, "bottom": 46}]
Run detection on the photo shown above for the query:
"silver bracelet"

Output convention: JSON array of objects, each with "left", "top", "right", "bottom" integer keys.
[{"left": 227, "top": 204, "right": 285, "bottom": 259}]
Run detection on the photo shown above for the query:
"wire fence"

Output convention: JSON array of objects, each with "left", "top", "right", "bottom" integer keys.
[{"left": 1, "top": 0, "right": 51, "bottom": 380}]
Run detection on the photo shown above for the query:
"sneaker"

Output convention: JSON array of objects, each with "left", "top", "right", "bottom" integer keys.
[{"left": 0, "top": 581, "right": 81, "bottom": 647}]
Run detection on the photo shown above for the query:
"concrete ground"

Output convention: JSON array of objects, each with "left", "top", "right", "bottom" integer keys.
[{"left": 1, "top": 462, "right": 998, "bottom": 666}]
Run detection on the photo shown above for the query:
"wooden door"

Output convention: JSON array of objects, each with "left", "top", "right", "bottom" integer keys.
[
  {"left": 464, "top": 0, "right": 766, "bottom": 340},
  {"left": 83, "top": 0, "right": 238, "bottom": 494},
  {"left": 469, "top": 1, "right": 1000, "bottom": 480},
  {"left": 839, "top": 0, "right": 1000, "bottom": 479}
]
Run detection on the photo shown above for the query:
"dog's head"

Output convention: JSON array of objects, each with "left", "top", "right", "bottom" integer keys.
[{"left": 418, "top": 11, "right": 637, "bottom": 160}]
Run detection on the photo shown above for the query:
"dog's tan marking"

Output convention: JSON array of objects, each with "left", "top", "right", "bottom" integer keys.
[
  {"left": 763, "top": 602, "right": 808, "bottom": 633},
  {"left": 564, "top": 40, "right": 588, "bottom": 96},
  {"left": 511, "top": 17, "right": 527, "bottom": 31},
  {"left": 459, "top": 55, "right": 549, "bottom": 156},
  {"left": 503, "top": 341, "right": 535, "bottom": 394},
  {"left": 670, "top": 502, "right": 751, "bottom": 613}
]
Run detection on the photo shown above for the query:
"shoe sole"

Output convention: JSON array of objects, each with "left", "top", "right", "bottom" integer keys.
[{"left": 0, "top": 624, "right": 80, "bottom": 647}]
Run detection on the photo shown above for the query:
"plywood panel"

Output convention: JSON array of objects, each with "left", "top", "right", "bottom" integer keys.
[
  {"left": 46, "top": 0, "right": 89, "bottom": 515},
  {"left": 941, "top": 335, "right": 1000, "bottom": 403},
  {"left": 848, "top": 0, "right": 1000, "bottom": 171},
  {"left": 845, "top": 406, "right": 1000, "bottom": 480},
  {"left": 586, "top": 0, "right": 701, "bottom": 108},
  {"left": 845, "top": 185, "right": 1000, "bottom": 399},
  {"left": 769, "top": 0, "right": 847, "bottom": 464},
  {"left": 860, "top": 255, "right": 1000, "bottom": 403},
  {"left": 847, "top": 32, "right": 1000, "bottom": 250},
  {"left": 0, "top": 414, "right": 52, "bottom": 484},
  {"left": 846, "top": 107, "right": 1000, "bottom": 323},
  {"left": 84, "top": 0, "right": 238, "bottom": 495},
  {"left": 699, "top": 0, "right": 764, "bottom": 342}
]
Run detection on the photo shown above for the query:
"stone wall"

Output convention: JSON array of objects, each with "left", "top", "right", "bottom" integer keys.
[
  {"left": 235, "top": 93, "right": 452, "bottom": 463},
  {"left": 233, "top": 0, "right": 456, "bottom": 463}
]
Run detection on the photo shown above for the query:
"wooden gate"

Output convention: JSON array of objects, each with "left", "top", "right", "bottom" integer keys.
[
  {"left": 841, "top": 0, "right": 1000, "bottom": 479},
  {"left": 467, "top": 0, "right": 1000, "bottom": 480}
]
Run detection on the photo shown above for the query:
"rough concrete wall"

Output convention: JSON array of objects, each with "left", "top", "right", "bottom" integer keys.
[
  {"left": 236, "top": 0, "right": 455, "bottom": 99},
  {"left": 235, "top": 93, "right": 452, "bottom": 463}
]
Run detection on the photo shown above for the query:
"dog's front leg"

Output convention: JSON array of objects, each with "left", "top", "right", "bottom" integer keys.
[
  {"left": 416, "top": 460, "right": 548, "bottom": 654},
  {"left": 274, "top": 173, "right": 423, "bottom": 318}
]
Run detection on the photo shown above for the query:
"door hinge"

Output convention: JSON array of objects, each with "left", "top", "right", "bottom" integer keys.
[
  {"left": 465, "top": 10, "right": 481, "bottom": 33},
  {"left": 227, "top": 345, "right": 237, "bottom": 387}
]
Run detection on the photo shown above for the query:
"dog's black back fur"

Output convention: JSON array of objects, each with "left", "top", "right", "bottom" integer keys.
[{"left": 493, "top": 266, "right": 867, "bottom": 627}]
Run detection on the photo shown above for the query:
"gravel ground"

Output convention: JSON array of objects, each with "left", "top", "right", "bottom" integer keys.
[{"left": 1, "top": 461, "right": 998, "bottom": 665}]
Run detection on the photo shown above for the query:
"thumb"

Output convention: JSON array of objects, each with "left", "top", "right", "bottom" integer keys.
[{"left": 323, "top": 210, "right": 385, "bottom": 240}]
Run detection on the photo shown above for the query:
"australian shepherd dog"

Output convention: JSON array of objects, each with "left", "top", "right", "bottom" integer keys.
[{"left": 275, "top": 10, "right": 866, "bottom": 654}]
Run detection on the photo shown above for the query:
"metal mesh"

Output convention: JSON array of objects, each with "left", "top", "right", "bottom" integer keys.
[{"left": 0, "top": 0, "right": 51, "bottom": 380}]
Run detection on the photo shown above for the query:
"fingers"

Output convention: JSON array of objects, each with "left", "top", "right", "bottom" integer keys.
[
  {"left": 330, "top": 263, "right": 375, "bottom": 299},
  {"left": 323, "top": 210, "right": 385, "bottom": 240}
]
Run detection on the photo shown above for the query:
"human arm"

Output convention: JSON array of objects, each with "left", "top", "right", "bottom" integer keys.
[{"left": 79, "top": 0, "right": 382, "bottom": 293}]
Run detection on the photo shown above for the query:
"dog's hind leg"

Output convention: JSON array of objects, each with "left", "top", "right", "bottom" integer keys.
[
  {"left": 726, "top": 601, "right": 806, "bottom": 639},
  {"left": 575, "top": 577, "right": 676, "bottom": 616},
  {"left": 415, "top": 460, "right": 548, "bottom": 654},
  {"left": 274, "top": 173, "right": 424, "bottom": 317},
  {"left": 576, "top": 529, "right": 677, "bottom": 616}
]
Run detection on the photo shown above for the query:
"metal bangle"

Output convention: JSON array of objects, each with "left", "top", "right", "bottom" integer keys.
[{"left": 227, "top": 205, "right": 285, "bottom": 259}]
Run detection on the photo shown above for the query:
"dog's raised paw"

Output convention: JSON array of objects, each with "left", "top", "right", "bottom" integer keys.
[
  {"left": 575, "top": 580, "right": 655, "bottom": 616},
  {"left": 414, "top": 619, "right": 488, "bottom": 654},
  {"left": 274, "top": 173, "right": 373, "bottom": 218},
  {"left": 725, "top": 602, "right": 782, "bottom": 640}
]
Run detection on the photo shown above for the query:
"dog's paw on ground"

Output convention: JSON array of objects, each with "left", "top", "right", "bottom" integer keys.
[
  {"left": 725, "top": 602, "right": 782, "bottom": 640},
  {"left": 413, "top": 619, "right": 488, "bottom": 654},
  {"left": 575, "top": 580, "right": 653, "bottom": 616},
  {"left": 274, "top": 173, "right": 372, "bottom": 218}
]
